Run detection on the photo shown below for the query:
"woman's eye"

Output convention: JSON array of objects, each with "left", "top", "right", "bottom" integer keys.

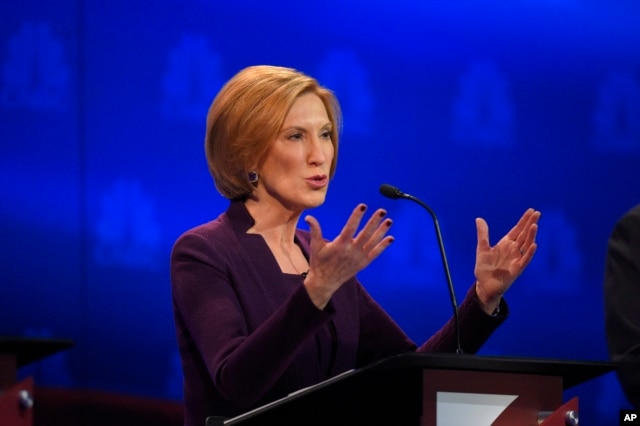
[
  {"left": 288, "top": 133, "right": 302, "bottom": 140},
  {"left": 321, "top": 131, "right": 332, "bottom": 139}
]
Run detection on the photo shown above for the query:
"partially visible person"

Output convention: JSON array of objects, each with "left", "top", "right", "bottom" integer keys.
[
  {"left": 605, "top": 204, "right": 640, "bottom": 408},
  {"left": 170, "top": 65, "right": 541, "bottom": 425}
]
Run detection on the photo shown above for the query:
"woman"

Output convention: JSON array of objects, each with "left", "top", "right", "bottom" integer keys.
[{"left": 170, "top": 65, "right": 540, "bottom": 425}]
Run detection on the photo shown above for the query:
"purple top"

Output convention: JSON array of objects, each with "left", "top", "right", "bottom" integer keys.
[{"left": 170, "top": 201, "right": 507, "bottom": 425}]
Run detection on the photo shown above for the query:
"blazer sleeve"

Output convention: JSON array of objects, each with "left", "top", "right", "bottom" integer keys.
[
  {"left": 605, "top": 206, "right": 640, "bottom": 408},
  {"left": 355, "top": 280, "right": 507, "bottom": 366},
  {"left": 416, "top": 284, "right": 508, "bottom": 354}
]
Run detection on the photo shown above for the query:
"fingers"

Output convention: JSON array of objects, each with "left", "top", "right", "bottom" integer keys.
[
  {"left": 521, "top": 221, "right": 539, "bottom": 250},
  {"left": 304, "top": 215, "right": 323, "bottom": 245},
  {"left": 477, "top": 209, "right": 540, "bottom": 269},
  {"left": 519, "top": 242, "right": 538, "bottom": 267},
  {"left": 355, "top": 209, "right": 390, "bottom": 247},
  {"left": 353, "top": 206, "right": 394, "bottom": 262},
  {"left": 338, "top": 204, "right": 392, "bottom": 242},
  {"left": 365, "top": 217, "right": 393, "bottom": 248},
  {"left": 336, "top": 204, "right": 368, "bottom": 242},
  {"left": 366, "top": 234, "right": 395, "bottom": 261},
  {"left": 514, "top": 209, "right": 541, "bottom": 255},
  {"left": 305, "top": 206, "right": 394, "bottom": 300},
  {"left": 506, "top": 208, "right": 534, "bottom": 241},
  {"left": 335, "top": 204, "right": 394, "bottom": 259},
  {"left": 505, "top": 208, "right": 539, "bottom": 243},
  {"left": 475, "top": 217, "right": 490, "bottom": 252},
  {"left": 516, "top": 225, "right": 538, "bottom": 264}
]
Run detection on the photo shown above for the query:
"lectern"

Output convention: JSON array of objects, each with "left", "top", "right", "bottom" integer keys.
[
  {"left": 0, "top": 337, "right": 74, "bottom": 426},
  {"left": 208, "top": 353, "right": 615, "bottom": 426}
]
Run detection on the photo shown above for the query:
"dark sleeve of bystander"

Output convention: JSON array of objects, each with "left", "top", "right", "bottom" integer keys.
[{"left": 605, "top": 204, "right": 640, "bottom": 409}]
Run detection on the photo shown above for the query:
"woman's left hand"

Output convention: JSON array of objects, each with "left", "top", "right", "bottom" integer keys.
[{"left": 474, "top": 208, "right": 541, "bottom": 314}]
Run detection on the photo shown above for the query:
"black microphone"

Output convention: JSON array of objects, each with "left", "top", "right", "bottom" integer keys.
[{"left": 379, "top": 183, "right": 463, "bottom": 354}]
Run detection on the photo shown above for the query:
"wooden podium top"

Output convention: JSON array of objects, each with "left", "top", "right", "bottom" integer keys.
[{"left": 0, "top": 336, "right": 74, "bottom": 368}]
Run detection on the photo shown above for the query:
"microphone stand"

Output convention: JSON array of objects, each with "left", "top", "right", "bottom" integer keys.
[{"left": 380, "top": 184, "right": 463, "bottom": 354}]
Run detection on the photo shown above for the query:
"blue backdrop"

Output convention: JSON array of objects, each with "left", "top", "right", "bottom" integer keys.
[{"left": 2, "top": 1, "right": 640, "bottom": 424}]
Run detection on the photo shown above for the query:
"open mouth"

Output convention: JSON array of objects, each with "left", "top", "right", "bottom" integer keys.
[{"left": 306, "top": 175, "right": 328, "bottom": 188}]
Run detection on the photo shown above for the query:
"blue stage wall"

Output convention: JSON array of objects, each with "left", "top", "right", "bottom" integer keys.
[{"left": 1, "top": 1, "right": 639, "bottom": 424}]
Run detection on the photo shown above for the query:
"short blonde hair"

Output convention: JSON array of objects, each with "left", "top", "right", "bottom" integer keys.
[{"left": 205, "top": 65, "right": 342, "bottom": 200}]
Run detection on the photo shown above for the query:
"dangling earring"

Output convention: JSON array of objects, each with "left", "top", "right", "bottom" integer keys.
[{"left": 248, "top": 171, "right": 259, "bottom": 184}]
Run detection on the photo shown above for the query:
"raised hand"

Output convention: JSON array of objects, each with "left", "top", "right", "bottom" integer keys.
[
  {"left": 303, "top": 204, "right": 394, "bottom": 309},
  {"left": 474, "top": 208, "right": 541, "bottom": 314}
]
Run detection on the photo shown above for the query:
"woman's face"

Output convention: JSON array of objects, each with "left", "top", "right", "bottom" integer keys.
[{"left": 255, "top": 92, "right": 334, "bottom": 212}]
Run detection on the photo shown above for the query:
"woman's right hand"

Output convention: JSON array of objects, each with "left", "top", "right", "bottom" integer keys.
[{"left": 303, "top": 204, "right": 394, "bottom": 309}]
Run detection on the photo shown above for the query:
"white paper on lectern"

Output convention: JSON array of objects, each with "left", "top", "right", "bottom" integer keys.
[{"left": 436, "top": 391, "right": 518, "bottom": 426}]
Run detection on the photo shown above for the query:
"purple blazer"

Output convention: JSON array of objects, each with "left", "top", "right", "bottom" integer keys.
[{"left": 170, "top": 201, "right": 507, "bottom": 425}]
